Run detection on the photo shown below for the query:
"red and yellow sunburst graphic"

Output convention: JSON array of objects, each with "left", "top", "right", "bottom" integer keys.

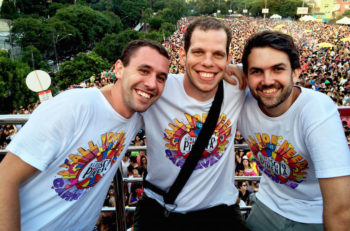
[
  {"left": 247, "top": 133, "right": 309, "bottom": 189},
  {"left": 163, "top": 113, "right": 232, "bottom": 169},
  {"left": 52, "top": 131, "right": 126, "bottom": 201}
]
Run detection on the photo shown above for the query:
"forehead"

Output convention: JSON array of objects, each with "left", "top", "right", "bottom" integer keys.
[
  {"left": 128, "top": 46, "right": 169, "bottom": 71},
  {"left": 248, "top": 47, "right": 291, "bottom": 69},
  {"left": 189, "top": 28, "right": 227, "bottom": 53}
]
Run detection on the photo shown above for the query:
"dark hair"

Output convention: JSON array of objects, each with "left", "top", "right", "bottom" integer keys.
[
  {"left": 184, "top": 17, "right": 232, "bottom": 56},
  {"left": 242, "top": 31, "right": 300, "bottom": 74},
  {"left": 121, "top": 39, "right": 169, "bottom": 66}
]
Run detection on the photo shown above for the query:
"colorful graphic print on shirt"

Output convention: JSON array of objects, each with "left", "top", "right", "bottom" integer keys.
[
  {"left": 246, "top": 133, "right": 309, "bottom": 189},
  {"left": 52, "top": 131, "right": 126, "bottom": 201},
  {"left": 164, "top": 113, "right": 231, "bottom": 170}
]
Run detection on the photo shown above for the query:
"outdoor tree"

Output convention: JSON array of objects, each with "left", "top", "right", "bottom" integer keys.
[
  {"left": 54, "top": 51, "right": 110, "bottom": 90},
  {"left": 102, "top": 11, "right": 123, "bottom": 33},
  {"left": 144, "top": 30, "right": 163, "bottom": 43},
  {"left": 166, "top": 0, "right": 187, "bottom": 20},
  {"left": 342, "top": 10, "right": 350, "bottom": 17},
  {"left": 20, "top": 45, "right": 50, "bottom": 71},
  {"left": 0, "top": 52, "right": 37, "bottom": 113},
  {"left": 195, "top": 0, "right": 216, "bottom": 15},
  {"left": 93, "top": 30, "right": 143, "bottom": 64},
  {"left": 160, "top": 22, "right": 175, "bottom": 37},
  {"left": 53, "top": 5, "right": 113, "bottom": 51},
  {"left": 10, "top": 17, "right": 52, "bottom": 57},
  {"left": 141, "top": 8, "right": 153, "bottom": 32},
  {"left": 15, "top": 0, "right": 49, "bottom": 16},
  {"left": 0, "top": 0, "right": 18, "bottom": 19},
  {"left": 116, "top": 0, "right": 147, "bottom": 29},
  {"left": 149, "top": 17, "right": 164, "bottom": 30}
]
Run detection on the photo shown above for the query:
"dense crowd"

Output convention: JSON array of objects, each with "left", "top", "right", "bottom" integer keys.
[{"left": 165, "top": 17, "right": 350, "bottom": 106}]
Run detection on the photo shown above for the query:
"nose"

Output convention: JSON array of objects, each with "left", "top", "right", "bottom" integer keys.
[
  {"left": 144, "top": 74, "right": 157, "bottom": 90},
  {"left": 201, "top": 54, "right": 214, "bottom": 67},
  {"left": 262, "top": 72, "right": 274, "bottom": 85}
]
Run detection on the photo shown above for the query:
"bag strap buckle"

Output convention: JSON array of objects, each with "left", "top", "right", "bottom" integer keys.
[{"left": 163, "top": 203, "right": 177, "bottom": 217}]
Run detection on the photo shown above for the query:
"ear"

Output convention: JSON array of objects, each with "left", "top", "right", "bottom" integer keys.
[
  {"left": 115, "top": 60, "right": 124, "bottom": 80},
  {"left": 179, "top": 47, "right": 186, "bottom": 67},
  {"left": 292, "top": 68, "right": 301, "bottom": 84},
  {"left": 226, "top": 53, "right": 232, "bottom": 65}
]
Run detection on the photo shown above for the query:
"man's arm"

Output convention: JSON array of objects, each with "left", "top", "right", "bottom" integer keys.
[
  {"left": 319, "top": 175, "right": 350, "bottom": 231},
  {"left": 0, "top": 152, "right": 38, "bottom": 231}
]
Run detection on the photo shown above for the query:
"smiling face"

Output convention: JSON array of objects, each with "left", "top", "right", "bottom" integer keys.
[
  {"left": 180, "top": 28, "right": 230, "bottom": 101},
  {"left": 247, "top": 46, "right": 301, "bottom": 117},
  {"left": 115, "top": 46, "right": 169, "bottom": 118}
]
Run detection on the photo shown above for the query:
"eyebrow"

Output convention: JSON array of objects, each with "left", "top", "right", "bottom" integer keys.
[
  {"left": 138, "top": 64, "right": 168, "bottom": 77},
  {"left": 249, "top": 62, "right": 288, "bottom": 70}
]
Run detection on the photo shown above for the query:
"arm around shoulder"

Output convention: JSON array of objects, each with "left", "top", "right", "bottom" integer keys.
[
  {"left": 319, "top": 175, "right": 350, "bottom": 231},
  {"left": 0, "top": 152, "right": 38, "bottom": 231}
]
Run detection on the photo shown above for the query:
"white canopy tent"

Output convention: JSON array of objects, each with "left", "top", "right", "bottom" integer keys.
[
  {"left": 336, "top": 17, "right": 350, "bottom": 25},
  {"left": 270, "top": 14, "right": 282, "bottom": 19},
  {"left": 299, "top": 15, "right": 315, "bottom": 21}
]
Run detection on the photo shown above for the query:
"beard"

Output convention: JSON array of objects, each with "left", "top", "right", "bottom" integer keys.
[{"left": 253, "top": 76, "right": 294, "bottom": 109}]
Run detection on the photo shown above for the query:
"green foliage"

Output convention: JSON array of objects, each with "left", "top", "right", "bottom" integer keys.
[
  {"left": 195, "top": 0, "right": 216, "bottom": 15},
  {"left": 20, "top": 45, "right": 50, "bottom": 71},
  {"left": 93, "top": 29, "right": 143, "bottom": 64},
  {"left": 102, "top": 11, "right": 123, "bottom": 33},
  {"left": 149, "top": 17, "right": 164, "bottom": 30},
  {"left": 157, "top": 8, "right": 176, "bottom": 24},
  {"left": 54, "top": 51, "right": 109, "bottom": 90},
  {"left": 46, "top": 17, "right": 80, "bottom": 61},
  {"left": 160, "top": 22, "right": 175, "bottom": 37},
  {"left": 144, "top": 30, "right": 163, "bottom": 43},
  {"left": 152, "top": 0, "right": 165, "bottom": 11},
  {"left": 0, "top": 0, "right": 18, "bottom": 19},
  {"left": 53, "top": 5, "right": 113, "bottom": 51},
  {"left": 117, "top": 0, "right": 147, "bottom": 29},
  {"left": 166, "top": 0, "right": 187, "bottom": 19},
  {"left": 0, "top": 55, "right": 36, "bottom": 113},
  {"left": 15, "top": 0, "right": 49, "bottom": 17},
  {"left": 0, "top": 50, "right": 8, "bottom": 58},
  {"left": 48, "top": 2, "right": 67, "bottom": 17},
  {"left": 342, "top": 10, "right": 350, "bottom": 17},
  {"left": 10, "top": 17, "right": 51, "bottom": 56},
  {"left": 268, "top": 0, "right": 303, "bottom": 18}
]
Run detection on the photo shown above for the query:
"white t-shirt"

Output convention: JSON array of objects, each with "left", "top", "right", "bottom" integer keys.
[
  {"left": 238, "top": 87, "right": 350, "bottom": 223},
  {"left": 7, "top": 88, "right": 141, "bottom": 231},
  {"left": 142, "top": 74, "right": 245, "bottom": 213}
]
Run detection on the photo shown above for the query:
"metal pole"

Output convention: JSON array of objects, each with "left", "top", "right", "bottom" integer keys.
[
  {"left": 52, "top": 33, "right": 59, "bottom": 71},
  {"left": 114, "top": 169, "right": 127, "bottom": 231}
]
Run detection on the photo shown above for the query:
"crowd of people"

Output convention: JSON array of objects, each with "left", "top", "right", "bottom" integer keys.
[{"left": 165, "top": 17, "right": 350, "bottom": 105}]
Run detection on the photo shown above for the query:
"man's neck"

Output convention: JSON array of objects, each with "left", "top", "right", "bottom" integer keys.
[
  {"left": 183, "top": 74, "right": 218, "bottom": 102},
  {"left": 101, "top": 84, "right": 134, "bottom": 119}
]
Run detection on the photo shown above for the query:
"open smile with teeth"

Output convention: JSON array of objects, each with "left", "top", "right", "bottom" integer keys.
[
  {"left": 199, "top": 72, "right": 215, "bottom": 78},
  {"left": 136, "top": 89, "right": 151, "bottom": 99},
  {"left": 262, "top": 88, "right": 278, "bottom": 94}
]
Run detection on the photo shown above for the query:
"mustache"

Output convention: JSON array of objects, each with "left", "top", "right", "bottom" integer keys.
[{"left": 257, "top": 83, "right": 282, "bottom": 91}]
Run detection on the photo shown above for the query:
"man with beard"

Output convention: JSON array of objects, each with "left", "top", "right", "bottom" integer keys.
[{"left": 237, "top": 31, "right": 350, "bottom": 230}]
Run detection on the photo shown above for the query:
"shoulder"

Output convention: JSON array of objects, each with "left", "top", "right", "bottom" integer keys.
[
  {"left": 296, "top": 88, "right": 337, "bottom": 118},
  {"left": 165, "top": 73, "right": 183, "bottom": 88}
]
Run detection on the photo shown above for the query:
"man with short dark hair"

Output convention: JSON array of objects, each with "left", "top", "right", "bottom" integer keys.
[
  {"left": 238, "top": 31, "right": 350, "bottom": 231},
  {"left": 133, "top": 17, "right": 249, "bottom": 231},
  {"left": 0, "top": 39, "right": 169, "bottom": 231}
]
